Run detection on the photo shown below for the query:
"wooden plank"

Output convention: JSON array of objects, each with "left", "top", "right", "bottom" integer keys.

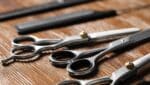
[{"left": 0, "top": 0, "right": 150, "bottom": 85}]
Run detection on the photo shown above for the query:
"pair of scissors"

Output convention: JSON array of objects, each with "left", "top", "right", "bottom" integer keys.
[
  {"left": 58, "top": 53, "right": 150, "bottom": 85},
  {"left": 53, "top": 29, "right": 150, "bottom": 77},
  {"left": 1, "top": 28, "right": 140, "bottom": 66}
]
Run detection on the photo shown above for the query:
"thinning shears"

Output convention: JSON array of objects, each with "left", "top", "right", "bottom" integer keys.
[
  {"left": 58, "top": 53, "right": 150, "bottom": 85},
  {"left": 1, "top": 28, "right": 140, "bottom": 66},
  {"left": 64, "top": 29, "right": 150, "bottom": 77}
]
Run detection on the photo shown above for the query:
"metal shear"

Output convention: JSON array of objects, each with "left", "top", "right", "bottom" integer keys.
[
  {"left": 58, "top": 53, "right": 150, "bottom": 85},
  {"left": 65, "top": 29, "right": 150, "bottom": 77},
  {"left": 1, "top": 28, "right": 140, "bottom": 66}
]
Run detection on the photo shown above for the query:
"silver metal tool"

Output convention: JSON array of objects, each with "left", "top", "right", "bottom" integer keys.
[
  {"left": 1, "top": 28, "right": 140, "bottom": 66},
  {"left": 58, "top": 53, "right": 150, "bottom": 85},
  {"left": 66, "top": 29, "right": 150, "bottom": 77}
]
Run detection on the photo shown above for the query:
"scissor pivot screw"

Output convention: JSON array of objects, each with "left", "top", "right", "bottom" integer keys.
[
  {"left": 125, "top": 62, "right": 135, "bottom": 70},
  {"left": 80, "top": 31, "right": 89, "bottom": 39}
]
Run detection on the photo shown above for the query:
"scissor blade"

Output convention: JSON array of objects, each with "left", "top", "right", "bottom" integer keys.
[
  {"left": 107, "top": 29, "right": 150, "bottom": 52},
  {"left": 110, "top": 54, "right": 150, "bottom": 85},
  {"left": 110, "top": 66, "right": 133, "bottom": 85},
  {"left": 58, "top": 28, "right": 140, "bottom": 48},
  {"left": 89, "top": 28, "right": 140, "bottom": 42}
]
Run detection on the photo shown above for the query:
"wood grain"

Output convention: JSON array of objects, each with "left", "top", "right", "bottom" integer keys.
[{"left": 0, "top": 0, "right": 150, "bottom": 85}]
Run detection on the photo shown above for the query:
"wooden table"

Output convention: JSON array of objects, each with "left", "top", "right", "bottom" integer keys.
[{"left": 0, "top": 0, "right": 150, "bottom": 85}]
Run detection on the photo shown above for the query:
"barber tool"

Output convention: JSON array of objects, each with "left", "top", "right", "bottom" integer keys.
[
  {"left": 66, "top": 29, "right": 150, "bottom": 77},
  {"left": 0, "top": 0, "right": 92, "bottom": 21},
  {"left": 58, "top": 53, "right": 150, "bottom": 85},
  {"left": 16, "top": 10, "right": 116, "bottom": 34},
  {"left": 16, "top": 5, "right": 150, "bottom": 34},
  {"left": 1, "top": 28, "right": 140, "bottom": 66}
]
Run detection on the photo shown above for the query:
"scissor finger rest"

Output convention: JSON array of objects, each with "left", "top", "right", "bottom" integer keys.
[
  {"left": 1, "top": 54, "right": 41, "bottom": 66},
  {"left": 1, "top": 56, "right": 15, "bottom": 66},
  {"left": 2, "top": 46, "right": 35, "bottom": 63},
  {"left": 1, "top": 46, "right": 40, "bottom": 66}
]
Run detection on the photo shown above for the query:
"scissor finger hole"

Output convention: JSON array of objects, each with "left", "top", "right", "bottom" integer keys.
[
  {"left": 52, "top": 51, "right": 76, "bottom": 61},
  {"left": 13, "top": 36, "right": 36, "bottom": 45},
  {"left": 12, "top": 46, "right": 36, "bottom": 58},
  {"left": 69, "top": 59, "right": 93, "bottom": 72},
  {"left": 59, "top": 80, "right": 81, "bottom": 85},
  {"left": 35, "top": 39, "right": 61, "bottom": 46}
]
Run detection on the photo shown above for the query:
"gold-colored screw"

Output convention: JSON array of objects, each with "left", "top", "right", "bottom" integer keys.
[
  {"left": 125, "top": 62, "right": 135, "bottom": 70},
  {"left": 80, "top": 31, "right": 89, "bottom": 39}
]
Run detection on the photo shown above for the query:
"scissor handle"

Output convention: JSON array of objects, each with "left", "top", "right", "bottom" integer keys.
[
  {"left": 66, "top": 47, "right": 107, "bottom": 77},
  {"left": 50, "top": 50, "right": 78, "bottom": 67},
  {"left": 1, "top": 46, "right": 41, "bottom": 66},
  {"left": 1, "top": 54, "right": 41, "bottom": 66},
  {"left": 67, "top": 58, "right": 96, "bottom": 77},
  {"left": 58, "top": 80, "right": 81, "bottom": 85},
  {"left": 50, "top": 48, "right": 105, "bottom": 67},
  {"left": 12, "top": 35, "right": 62, "bottom": 47},
  {"left": 4, "top": 35, "right": 63, "bottom": 66},
  {"left": 58, "top": 76, "right": 112, "bottom": 85},
  {"left": 12, "top": 35, "right": 39, "bottom": 46}
]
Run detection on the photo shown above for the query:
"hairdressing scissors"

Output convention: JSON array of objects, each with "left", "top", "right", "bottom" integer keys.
[
  {"left": 1, "top": 28, "right": 140, "bottom": 66},
  {"left": 58, "top": 53, "right": 150, "bottom": 85},
  {"left": 66, "top": 29, "right": 150, "bottom": 77}
]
